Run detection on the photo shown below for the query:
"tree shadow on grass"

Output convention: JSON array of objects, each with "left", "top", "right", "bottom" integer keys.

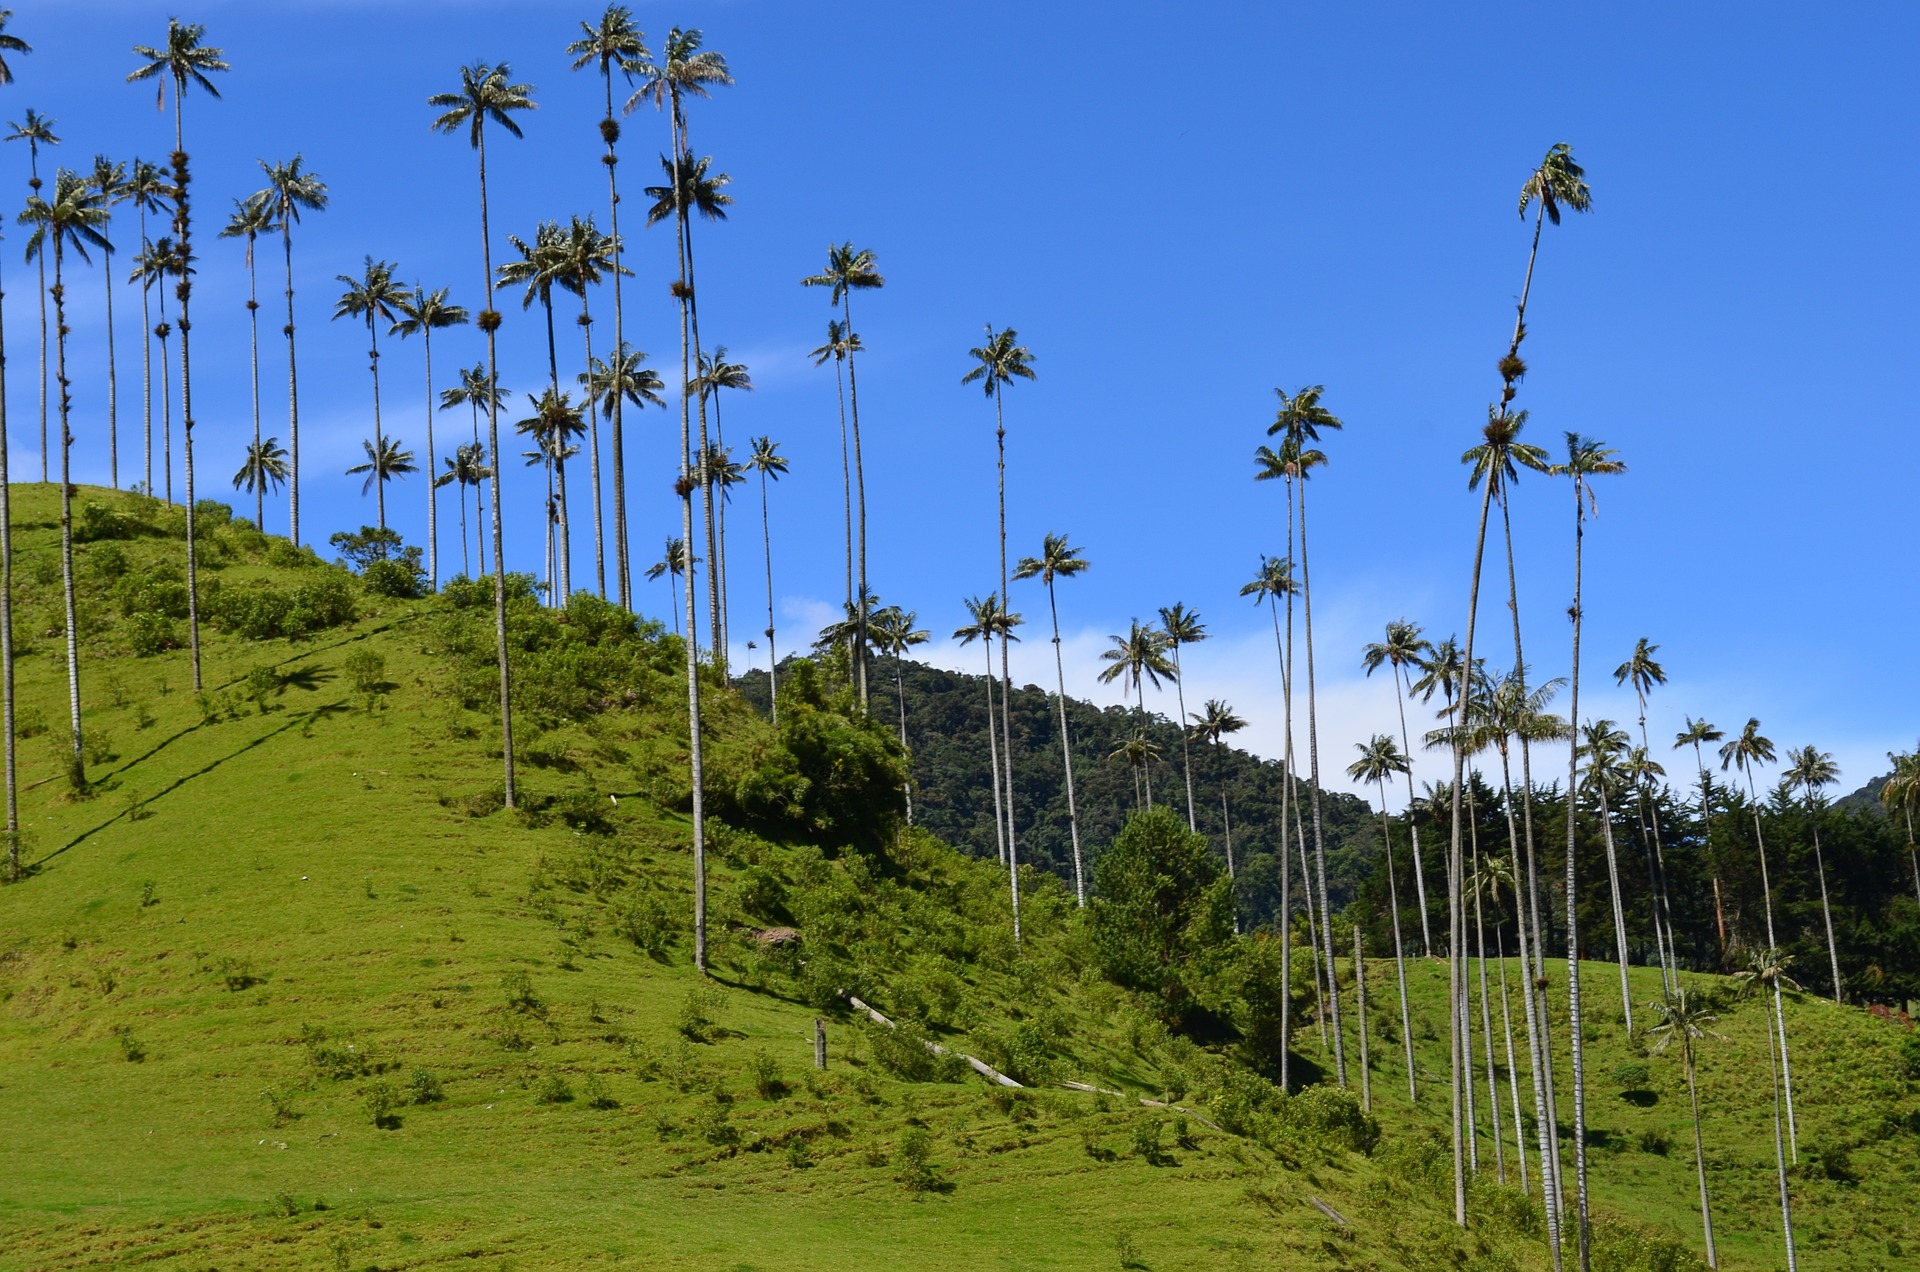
[{"left": 30, "top": 700, "right": 354, "bottom": 870}]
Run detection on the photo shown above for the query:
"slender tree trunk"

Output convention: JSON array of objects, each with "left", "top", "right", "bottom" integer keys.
[
  {"left": 981, "top": 635, "right": 1006, "bottom": 865},
  {"left": 105, "top": 230, "right": 120, "bottom": 489},
  {"left": 245, "top": 244, "right": 261, "bottom": 527},
  {"left": 1172, "top": 644, "right": 1196, "bottom": 831},
  {"left": 1745, "top": 768, "right": 1796, "bottom": 1158},
  {"left": 156, "top": 316, "right": 172, "bottom": 506},
  {"left": 139, "top": 205, "right": 153, "bottom": 497},
  {"left": 1683, "top": 1044, "right": 1718, "bottom": 1269},
  {"left": 477, "top": 129, "right": 516, "bottom": 810},
  {"left": 1354, "top": 925, "right": 1372, "bottom": 1114},
  {"left": 0, "top": 255, "right": 18, "bottom": 874},
  {"left": 33, "top": 152, "right": 46, "bottom": 484},
  {"left": 831, "top": 351, "right": 852, "bottom": 641},
  {"left": 423, "top": 329, "right": 437, "bottom": 588},
  {"left": 843, "top": 291, "right": 869, "bottom": 711},
  {"left": 758, "top": 468, "right": 778, "bottom": 722},
  {"left": 281, "top": 218, "right": 303, "bottom": 546},
  {"left": 368, "top": 317, "right": 387, "bottom": 534},
  {"left": 673, "top": 137, "right": 720, "bottom": 666},
  {"left": 1497, "top": 749, "right": 1560, "bottom": 1232},
  {"left": 1804, "top": 793, "right": 1843, "bottom": 1003},
  {"left": 1765, "top": 991, "right": 1798, "bottom": 1271},
  {"left": 892, "top": 653, "right": 913, "bottom": 823},
  {"left": 1393, "top": 667, "right": 1434, "bottom": 953},
  {"left": 1270, "top": 592, "right": 1294, "bottom": 1092},
  {"left": 1464, "top": 791, "right": 1483, "bottom": 1169},
  {"left": 603, "top": 74, "right": 630, "bottom": 610},
  {"left": 994, "top": 384, "right": 1020, "bottom": 947},
  {"left": 710, "top": 392, "right": 727, "bottom": 656},
  {"left": 1473, "top": 826, "right": 1506, "bottom": 1182},
  {"left": 1565, "top": 476, "right": 1593, "bottom": 1272},
  {"left": 554, "top": 449, "right": 572, "bottom": 606},
  {"left": 577, "top": 300, "right": 604, "bottom": 604},
  {"left": 1446, "top": 476, "right": 1497, "bottom": 1232},
  {"left": 1299, "top": 474, "right": 1344, "bottom": 1086},
  {"left": 1220, "top": 749, "right": 1238, "bottom": 933},
  {"left": 457, "top": 478, "right": 468, "bottom": 578},
  {"left": 1295, "top": 785, "right": 1328, "bottom": 1053},
  {"left": 1375, "top": 781, "right": 1418, "bottom": 1103},
  {"left": 1047, "top": 580, "right": 1084, "bottom": 905},
  {"left": 1595, "top": 786, "right": 1634, "bottom": 1033},
  {"left": 1497, "top": 925, "right": 1530, "bottom": 1197},
  {"left": 669, "top": 98, "right": 707, "bottom": 969},
  {"left": 51, "top": 241, "right": 84, "bottom": 785},
  {"left": 171, "top": 113, "right": 203, "bottom": 694}
]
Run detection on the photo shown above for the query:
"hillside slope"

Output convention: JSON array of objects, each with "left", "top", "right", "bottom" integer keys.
[{"left": 2, "top": 486, "right": 1915, "bottom": 1271}]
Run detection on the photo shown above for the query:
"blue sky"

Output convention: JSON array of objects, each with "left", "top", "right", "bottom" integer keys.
[{"left": 11, "top": 2, "right": 1916, "bottom": 797}]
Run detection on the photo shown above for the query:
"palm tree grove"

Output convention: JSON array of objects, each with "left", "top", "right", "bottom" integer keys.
[{"left": 2, "top": 7, "right": 1915, "bottom": 1269}]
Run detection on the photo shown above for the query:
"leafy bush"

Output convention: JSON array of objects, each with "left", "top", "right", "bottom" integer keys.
[
  {"left": 266, "top": 539, "right": 315, "bottom": 569},
  {"left": 748, "top": 1048, "right": 784, "bottom": 1100},
  {"left": 87, "top": 542, "right": 131, "bottom": 579},
  {"left": 866, "top": 1018, "right": 964, "bottom": 1083},
  {"left": 364, "top": 1080, "right": 400, "bottom": 1128},
  {"left": 329, "top": 526, "right": 405, "bottom": 570},
  {"left": 677, "top": 981, "right": 727, "bottom": 1042},
  {"left": 363, "top": 555, "right": 426, "bottom": 599},
  {"left": 535, "top": 1072, "right": 574, "bottom": 1104},
  {"left": 406, "top": 1068, "right": 444, "bottom": 1105},
  {"left": 242, "top": 666, "right": 281, "bottom": 714},
  {"left": 1089, "top": 806, "right": 1234, "bottom": 1018},
  {"left": 584, "top": 1073, "right": 619, "bottom": 1110},
  {"left": 343, "top": 648, "right": 386, "bottom": 697},
  {"left": 193, "top": 499, "right": 234, "bottom": 534},
  {"left": 75, "top": 502, "right": 133, "bottom": 543},
  {"left": 893, "top": 1126, "right": 939, "bottom": 1192}
]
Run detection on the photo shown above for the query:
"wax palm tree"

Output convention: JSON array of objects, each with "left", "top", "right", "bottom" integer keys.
[
  {"left": 124, "top": 158, "right": 169, "bottom": 496},
  {"left": 130, "top": 236, "right": 181, "bottom": 500},
  {"left": 392, "top": 284, "right": 469, "bottom": 590},
  {"left": 645, "top": 536, "right": 693, "bottom": 633},
  {"left": 129, "top": 18, "right": 228, "bottom": 695},
  {"left": 553, "top": 215, "right": 624, "bottom": 599},
  {"left": 1552, "top": 430, "right": 1624, "bottom": 1262},
  {"left": 1014, "top": 533, "right": 1091, "bottom": 905},
  {"left": 1676, "top": 716, "right": 1729, "bottom": 956},
  {"left": 1349, "top": 733, "right": 1419, "bottom": 1103},
  {"left": 434, "top": 441, "right": 489, "bottom": 579},
  {"left": 803, "top": 242, "right": 884, "bottom": 694},
  {"left": 1500, "top": 143, "right": 1593, "bottom": 406},
  {"left": 516, "top": 389, "right": 586, "bottom": 602},
  {"left": 1474, "top": 848, "right": 1532, "bottom": 1197},
  {"left": 1646, "top": 990, "right": 1725, "bottom": 1268},
  {"left": 1157, "top": 603, "right": 1209, "bottom": 832},
  {"left": 88, "top": 154, "right": 130, "bottom": 487},
  {"left": 332, "top": 258, "right": 409, "bottom": 537},
  {"left": 1615, "top": 638, "right": 1677, "bottom": 988},
  {"left": 442, "top": 363, "right": 507, "bottom": 566},
  {"left": 1264, "top": 384, "right": 1348, "bottom": 1089},
  {"left": 498, "top": 220, "right": 569, "bottom": 389},
  {"left": 0, "top": 9, "right": 27, "bottom": 875},
  {"left": 694, "top": 346, "right": 751, "bottom": 646},
  {"left": 1784, "top": 744, "right": 1844, "bottom": 1003},
  {"left": 218, "top": 191, "right": 275, "bottom": 524},
  {"left": 256, "top": 154, "right": 327, "bottom": 544},
  {"left": 1189, "top": 699, "right": 1247, "bottom": 882},
  {"left": 1720, "top": 717, "right": 1797, "bottom": 1158},
  {"left": 569, "top": 5, "right": 649, "bottom": 607},
  {"left": 1241, "top": 553, "right": 1300, "bottom": 1090},
  {"left": 231, "top": 437, "right": 288, "bottom": 522},
  {"left": 956, "top": 592, "right": 1023, "bottom": 942},
  {"left": 1883, "top": 748, "right": 1920, "bottom": 907},
  {"left": 346, "top": 436, "right": 416, "bottom": 530},
  {"left": 0, "top": 10, "right": 28, "bottom": 84},
  {"left": 5, "top": 106, "right": 56, "bottom": 481},
  {"left": 1363, "top": 619, "right": 1437, "bottom": 952},
  {"left": 1622, "top": 744, "right": 1676, "bottom": 991},
  {"left": 430, "top": 61, "right": 534, "bottom": 810},
  {"left": 746, "top": 437, "right": 788, "bottom": 720},
  {"left": 20, "top": 168, "right": 109, "bottom": 787},
  {"left": 1110, "top": 732, "right": 1165, "bottom": 811},
  {"left": 869, "top": 604, "right": 929, "bottom": 823},
  {"left": 812, "top": 319, "right": 861, "bottom": 630},
  {"left": 1577, "top": 718, "right": 1637, "bottom": 1031},
  {"left": 1735, "top": 946, "right": 1802, "bottom": 1270},
  {"left": 1097, "top": 620, "right": 1176, "bottom": 764}
]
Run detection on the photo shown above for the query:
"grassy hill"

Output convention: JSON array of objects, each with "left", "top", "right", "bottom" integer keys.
[{"left": 2, "top": 485, "right": 1916, "bottom": 1271}]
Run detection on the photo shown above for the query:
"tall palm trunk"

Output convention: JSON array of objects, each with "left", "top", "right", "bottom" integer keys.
[
  {"left": 1172, "top": 643, "right": 1196, "bottom": 831},
  {"left": 993, "top": 383, "right": 1020, "bottom": 946},
  {"left": 843, "top": 290, "right": 870, "bottom": 710},
  {"left": 475, "top": 123, "right": 516, "bottom": 810},
  {"left": 709, "top": 390, "right": 727, "bottom": 653},
  {"left": 50, "top": 237, "right": 84, "bottom": 785},
  {"left": 1046, "top": 578, "right": 1084, "bottom": 906},
  {"left": 1391, "top": 666, "right": 1434, "bottom": 953},
  {"left": 156, "top": 308, "right": 172, "bottom": 503},
  {"left": 1373, "top": 777, "right": 1418, "bottom": 1103},
  {"left": 1298, "top": 473, "right": 1344, "bottom": 1087},
  {"left": 421, "top": 327, "right": 438, "bottom": 587},
  {"left": 668, "top": 97, "right": 708, "bottom": 969},
  {"left": 539, "top": 288, "right": 567, "bottom": 600},
  {"left": 1353, "top": 925, "right": 1372, "bottom": 1113},
  {"left": 1497, "top": 925, "right": 1531, "bottom": 1196},
  {"left": 1681, "top": 1037, "right": 1718, "bottom": 1268},
  {"left": 1266, "top": 590, "right": 1295, "bottom": 1092},
  {"left": 138, "top": 203, "right": 153, "bottom": 496},
  {"left": 981, "top": 633, "right": 1006, "bottom": 865},
  {"left": 670, "top": 113, "right": 720, "bottom": 664},
  {"left": 104, "top": 228, "right": 120, "bottom": 489},
  {"left": 579, "top": 291, "right": 604, "bottom": 600},
  {"left": 1564, "top": 474, "right": 1594, "bottom": 1272},
  {"left": 31, "top": 151, "right": 46, "bottom": 484},
  {"left": 1471, "top": 826, "right": 1505, "bottom": 1180},
  {"left": 279, "top": 216, "right": 303, "bottom": 544},
  {"left": 1799, "top": 790, "right": 1843, "bottom": 1003},
  {"left": 0, "top": 255, "right": 18, "bottom": 875},
  {"left": 1594, "top": 783, "right": 1634, "bottom": 1032},
  {"left": 831, "top": 350, "right": 852, "bottom": 649},
  {"left": 170, "top": 108, "right": 204, "bottom": 694},
  {"left": 601, "top": 73, "right": 630, "bottom": 608},
  {"left": 890, "top": 650, "right": 913, "bottom": 823},
  {"left": 1218, "top": 743, "right": 1238, "bottom": 931},
  {"left": 244, "top": 238, "right": 261, "bottom": 526},
  {"left": 1445, "top": 472, "right": 1497, "bottom": 1232},
  {"left": 757, "top": 464, "right": 778, "bottom": 722},
  {"left": 366, "top": 314, "right": 388, "bottom": 534},
  {"left": 1764, "top": 992, "right": 1799, "bottom": 1271},
  {"left": 1293, "top": 777, "right": 1328, "bottom": 1053},
  {"left": 1742, "top": 766, "right": 1796, "bottom": 1158}
]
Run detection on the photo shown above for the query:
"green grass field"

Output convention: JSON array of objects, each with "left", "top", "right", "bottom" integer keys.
[{"left": 1, "top": 485, "right": 1914, "bottom": 1271}]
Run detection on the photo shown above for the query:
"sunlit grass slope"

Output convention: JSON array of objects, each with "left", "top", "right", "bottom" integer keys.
[{"left": 0, "top": 485, "right": 1914, "bottom": 1271}]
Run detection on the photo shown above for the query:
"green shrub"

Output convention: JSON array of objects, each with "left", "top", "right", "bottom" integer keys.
[
  {"left": 584, "top": 1073, "right": 620, "bottom": 1110},
  {"left": 535, "top": 1072, "right": 574, "bottom": 1104},
  {"left": 363, "top": 556, "right": 426, "bottom": 599},
  {"left": 501, "top": 969, "right": 544, "bottom": 1015},
  {"left": 866, "top": 1018, "right": 964, "bottom": 1083},
  {"left": 678, "top": 981, "right": 727, "bottom": 1042},
  {"left": 619, "top": 891, "right": 672, "bottom": 956},
  {"left": 242, "top": 666, "right": 281, "bottom": 714},
  {"left": 75, "top": 502, "right": 131, "bottom": 543},
  {"left": 748, "top": 1048, "right": 784, "bottom": 1100},
  {"left": 736, "top": 865, "right": 788, "bottom": 920},
  {"left": 192, "top": 499, "right": 234, "bottom": 535},
  {"left": 1089, "top": 807, "right": 1233, "bottom": 1017},
  {"left": 1900, "top": 1033, "right": 1920, "bottom": 1080},
  {"left": 343, "top": 648, "right": 386, "bottom": 697},
  {"left": 266, "top": 539, "right": 314, "bottom": 569},
  {"left": 364, "top": 1080, "right": 400, "bottom": 1128},
  {"left": 88, "top": 542, "right": 131, "bottom": 579},
  {"left": 406, "top": 1068, "right": 444, "bottom": 1105},
  {"left": 1132, "top": 1116, "right": 1167, "bottom": 1163},
  {"left": 123, "top": 612, "right": 181, "bottom": 656},
  {"left": 893, "top": 1126, "right": 938, "bottom": 1192}
]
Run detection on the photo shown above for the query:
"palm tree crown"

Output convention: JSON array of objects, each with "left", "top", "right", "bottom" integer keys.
[
  {"left": 961, "top": 326, "right": 1036, "bottom": 397},
  {"left": 1518, "top": 142, "right": 1594, "bottom": 226},
  {"left": 428, "top": 63, "right": 537, "bottom": 148}
]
